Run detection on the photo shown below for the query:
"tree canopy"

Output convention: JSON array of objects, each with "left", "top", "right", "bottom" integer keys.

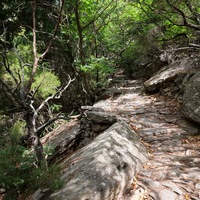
[{"left": 0, "top": 0, "right": 200, "bottom": 195}]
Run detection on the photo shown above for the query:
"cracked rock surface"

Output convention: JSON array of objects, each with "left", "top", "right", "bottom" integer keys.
[
  {"left": 26, "top": 77, "right": 200, "bottom": 200},
  {"left": 94, "top": 78, "right": 200, "bottom": 200}
]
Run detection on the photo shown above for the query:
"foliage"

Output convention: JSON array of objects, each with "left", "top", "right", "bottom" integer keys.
[
  {"left": 101, "top": 0, "right": 200, "bottom": 75},
  {"left": 81, "top": 56, "right": 115, "bottom": 86},
  {"left": 9, "top": 120, "right": 26, "bottom": 142},
  {"left": 0, "top": 121, "right": 62, "bottom": 192},
  {"left": 1, "top": 0, "right": 200, "bottom": 80},
  {"left": 0, "top": 34, "right": 61, "bottom": 100},
  {"left": 32, "top": 70, "right": 61, "bottom": 99},
  {"left": 0, "top": 143, "right": 33, "bottom": 190},
  {"left": 50, "top": 104, "right": 62, "bottom": 113},
  {"left": 29, "top": 162, "right": 63, "bottom": 191},
  {"left": 0, "top": 0, "right": 200, "bottom": 195}
]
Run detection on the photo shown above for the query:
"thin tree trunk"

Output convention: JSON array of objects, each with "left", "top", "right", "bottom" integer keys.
[
  {"left": 75, "top": 0, "right": 94, "bottom": 102},
  {"left": 33, "top": 134, "right": 44, "bottom": 166},
  {"left": 24, "top": 109, "right": 44, "bottom": 165}
]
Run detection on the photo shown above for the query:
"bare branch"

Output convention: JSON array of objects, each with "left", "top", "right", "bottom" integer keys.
[
  {"left": 54, "top": 75, "right": 76, "bottom": 99},
  {"left": 12, "top": 69, "right": 22, "bottom": 95},
  {"left": 82, "top": 0, "right": 117, "bottom": 31},
  {"left": 2, "top": 22, "right": 7, "bottom": 38},
  {"left": 26, "top": 0, "right": 65, "bottom": 95},
  {"left": 32, "top": 0, "right": 38, "bottom": 60},
  {"left": 0, "top": 51, "right": 19, "bottom": 85},
  {"left": 31, "top": 76, "right": 45, "bottom": 100},
  {"left": 24, "top": 0, "right": 39, "bottom": 95},
  {"left": 161, "top": 45, "right": 200, "bottom": 53},
  {"left": 188, "top": 43, "right": 200, "bottom": 48},
  {"left": 36, "top": 112, "right": 62, "bottom": 135},
  {"left": 36, "top": 110, "right": 79, "bottom": 136},
  {"left": 0, "top": 79, "right": 21, "bottom": 106},
  {"left": 30, "top": 100, "right": 36, "bottom": 113},
  {"left": 31, "top": 75, "right": 75, "bottom": 133},
  {"left": 40, "top": 0, "right": 65, "bottom": 59},
  {"left": 165, "top": 0, "right": 200, "bottom": 30}
]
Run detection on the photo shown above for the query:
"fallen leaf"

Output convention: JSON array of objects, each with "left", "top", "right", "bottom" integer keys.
[{"left": 184, "top": 193, "right": 190, "bottom": 200}]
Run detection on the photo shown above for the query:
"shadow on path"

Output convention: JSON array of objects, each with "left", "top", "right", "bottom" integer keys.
[{"left": 94, "top": 79, "right": 200, "bottom": 200}]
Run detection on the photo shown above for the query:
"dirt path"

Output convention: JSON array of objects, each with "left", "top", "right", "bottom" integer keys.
[{"left": 94, "top": 79, "right": 200, "bottom": 200}]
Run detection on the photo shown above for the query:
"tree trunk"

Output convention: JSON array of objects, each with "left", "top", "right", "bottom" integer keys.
[
  {"left": 33, "top": 134, "right": 44, "bottom": 166},
  {"left": 24, "top": 109, "right": 44, "bottom": 166},
  {"left": 74, "top": 1, "right": 95, "bottom": 103}
]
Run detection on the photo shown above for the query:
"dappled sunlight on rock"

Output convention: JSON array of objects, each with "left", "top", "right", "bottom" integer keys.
[
  {"left": 94, "top": 79, "right": 200, "bottom": 199},
  {"left": 36, "top": 78, "right": 200, "bottom": 200},
  {"left": 46, "top": 122, "right": 147, "bottom": 200}
]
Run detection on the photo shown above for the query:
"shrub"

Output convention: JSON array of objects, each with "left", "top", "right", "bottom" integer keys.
[
  {"left": 81, "top": 56, "right": 115, "bottom": 87},
  {"left": 0, "top": 120, "right": 63, "bottom": 194}
]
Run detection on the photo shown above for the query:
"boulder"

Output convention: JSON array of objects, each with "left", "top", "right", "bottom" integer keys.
[
  {"left": 143, "top": 48, "right": 200, "bottom": 93},
  {"left": 41, "top": 110, "right": 118, "bottom": 162},
  {"left": 84, "top": 111, "right": 118, "bottom": 124},
  {"left": 41, "top": 121, "right": 81, "bottom": 163},
  {"left": 44, "top": 121, "right": 148, "bottom": 200},
  {"left": 143, "top": 58, "right": 195, "bottom": 93},
  {"left": 96, "top": 88, "right": 122, "bottom": 101},
  {"left": 75, "top": 111, "right": 118, "bottom": 149},
  {"left": 81, "top": 106, "right": 104, "bottom": 112},
  {"left": 182, "top": 72, "right": 200, "bottom": 125}
]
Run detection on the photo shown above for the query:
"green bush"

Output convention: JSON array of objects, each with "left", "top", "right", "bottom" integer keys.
[
  {"left": 0, "top": 143, "right": 34, "bottom": 190},
  {"left": 29, "top": 162, "right": 63, "bottom": 191},
  {"left": 81, "top": 56, "right": 115, "bottom": 87},
  {"left": 32, "top": 70, "right": 61, "bottom": 99},
  {"left": 1, "top": 39, "right": 61, "bottom": 101},
  {"left": 0, "top": 120, "right": 63, "bottom": 193}
]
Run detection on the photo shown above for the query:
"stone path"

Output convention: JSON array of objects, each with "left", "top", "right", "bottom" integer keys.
[{"left": 94, "top": 79, "right": 200, "bottom": 200}]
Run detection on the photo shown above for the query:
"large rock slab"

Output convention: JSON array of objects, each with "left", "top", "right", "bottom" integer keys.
[
  {"left": 41, "top": 121, "right": 80, "bottom": 163},
  {"left": 84, "top": 111, "right": 118, "bottom": 124},
  {"left": 41, "top": 110, "right": 118, "bottom": 162},
  {"left": 182, "top": 72, "right": 200, "bottom": 125},
  {"left": 144, "top": 58, "right": 196, "bottom": 93},
  {"left": 45, "top": 121, "right": 148, "bottom": 200}
]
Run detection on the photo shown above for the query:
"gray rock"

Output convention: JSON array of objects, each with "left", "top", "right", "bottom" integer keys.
[
  {"left": 182, "top": 72, "right": 200, "bottom": 125},
  {"left": 45, "top": 121, "right": 148, "bottom": 200},
  {"left": 85, "top": 111, "right": 118, "bottom": 124},
  {"left": 31, "top": 188, "right": 50, "bottom": 200},
  {"left": 183, "top": 171, "right": 200, "bottom": 181},
  {"left": 195, "top": 183, "right": 200, "bottom": 189},
  {"left": 162, "top": 182, "right": 183, "bottom": 195},
  {"left": 97, "top": 88, "right": 122, "bottom": 101},
  {"left": 158, "top": 189, "right": 177, "bottom": 200},
  {"left": 124, "top": 186, "right": 146, "bottom": 200},
  {"left": 81, "top": 106, "right": 104, "bottom": 112},
  {"left": 176, "top": 118, "right": 199, "bottom": 135},
  {"left": 141, "top": 178, "right": 160, "bottom": 189},
  {"left": 144, "top": 58, "right": 195, "bottom": 93},
  {"left": 41, "top": 121, "right": 80, "bottom": 162}
]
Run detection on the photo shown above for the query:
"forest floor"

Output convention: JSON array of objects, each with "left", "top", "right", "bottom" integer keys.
[{"left": 94, "top": 77, "right": 200, "bottom": 200}]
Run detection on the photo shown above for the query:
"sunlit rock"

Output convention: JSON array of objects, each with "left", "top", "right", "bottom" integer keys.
[
  {"left": 143, "top": 59, "right": 193, "bottom": 93},
  {"left": 182, "top": 72, "right": 200, "bottom": 125},
  {"left": 45, "top": 121, "right": 148, "bottom": 200}
]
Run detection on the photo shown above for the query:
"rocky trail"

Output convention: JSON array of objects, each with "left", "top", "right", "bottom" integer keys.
[
  {"left": 94, "top": 77, "right": 200, "bottom": 200},
  {"left": 20, "top": 76, "right": 200, "bottom": 200}
]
